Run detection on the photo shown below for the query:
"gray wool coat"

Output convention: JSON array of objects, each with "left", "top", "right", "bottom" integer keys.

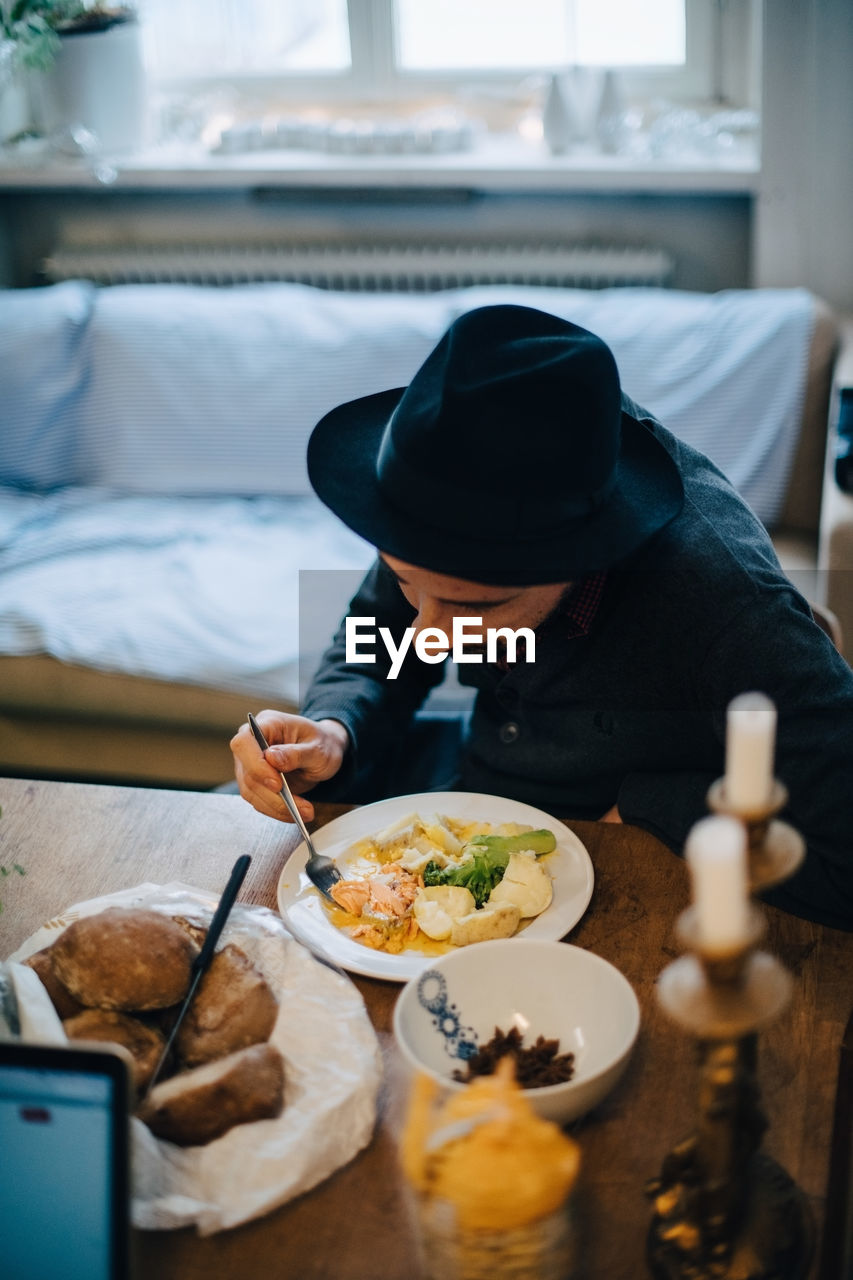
[{"left": 302, "top": 415, "right": 853, "bottom": 931}]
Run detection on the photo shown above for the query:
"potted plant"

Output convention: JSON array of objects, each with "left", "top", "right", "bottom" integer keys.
[
  {"left": 1, "top": 1, "right": 62, "bottom": 137},
  {"left": 1, "top": 2, "right": 146, "bottom": 152}
]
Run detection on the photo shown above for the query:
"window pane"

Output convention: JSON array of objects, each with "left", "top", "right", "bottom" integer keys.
[
  {"left": 396, "top": 0, "right": 571, "bottom": 71},
  {"left": 141, "top": 0, "right": 350, "bottom": 77},
  {"left": 575, "top": 0, "right": 685, "bottom": 66},
  {"left": 395, "top": 0, "right": 686, "bottom": 70}
]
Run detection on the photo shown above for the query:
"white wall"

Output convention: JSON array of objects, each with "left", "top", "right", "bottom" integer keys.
[{"left": 754, "top": 0, "right": 853, "bottom": 310}]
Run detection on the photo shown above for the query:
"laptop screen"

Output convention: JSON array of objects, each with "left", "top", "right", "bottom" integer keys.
[{"left": 0, "top": 1042, "right": 131, "bottom": 1280}]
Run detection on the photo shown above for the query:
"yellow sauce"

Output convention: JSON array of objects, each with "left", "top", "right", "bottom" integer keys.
[{"left": 322, "top": 900, "right": 455, "bottom": 957}]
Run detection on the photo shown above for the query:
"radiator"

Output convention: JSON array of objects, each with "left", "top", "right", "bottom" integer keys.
[{"left": 41, "top": 241, "right": 674, "bottom": 290}]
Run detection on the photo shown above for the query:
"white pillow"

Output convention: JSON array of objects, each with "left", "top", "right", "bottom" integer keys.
[
  {"left": 0, "top": 280, "right": 94, "bottom": 488},
  {"left": 0, "top": 280, "right": 814, "bottom": 527},
  {"left": 79, "top": 283, "right": 457, "bottom": 496}
]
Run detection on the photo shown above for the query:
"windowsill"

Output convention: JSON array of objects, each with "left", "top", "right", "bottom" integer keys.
[{"left": 0, "top": 131, "right": 759, "bottom": 195}]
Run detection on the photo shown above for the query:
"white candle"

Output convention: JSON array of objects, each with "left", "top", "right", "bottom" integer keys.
[
  {"left": 685, "top": 815, "right": 749, "bottom": 951},
  {"left": 725, "top": 692, "right": 777, "bottom": 812}
]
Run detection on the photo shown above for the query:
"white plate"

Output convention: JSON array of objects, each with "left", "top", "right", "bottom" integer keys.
[{"left": 277, "top": 791, "right": 595, "bottom": 982}]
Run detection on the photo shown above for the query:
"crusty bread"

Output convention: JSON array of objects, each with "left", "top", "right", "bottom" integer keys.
[
  {"left": 52, "top": 907, "right": 198, "bottom": 1011},
  {"left": 172, "top": 915, "right": 208, "bottom": 948},
  {"left": 24, "top": 947, "right": 85, "bottom": 1020},
  {"left": 176, "top": 944, "right": 279, "bottom": 1068},
  {"left": 137, "top": 1042, "right": 285, "bottom": 1147},
  {"left": 64, "top": 1009, "right": 165, "bottom": 1094}
]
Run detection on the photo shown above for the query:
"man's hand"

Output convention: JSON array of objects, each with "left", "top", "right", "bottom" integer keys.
[
  {"left": 230, "top": 712, "right": 349, "bottom": 823},
  {"left": 599, "top": 804, "right": 622, "bottom": 824}
]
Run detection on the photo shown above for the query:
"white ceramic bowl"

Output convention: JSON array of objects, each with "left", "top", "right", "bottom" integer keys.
[{"left": 393, "top": 938, "right": 640, "bottom": 1125}]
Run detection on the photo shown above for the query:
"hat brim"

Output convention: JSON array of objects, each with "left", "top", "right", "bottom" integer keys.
[{"left": 307, "top": 387, "right": 684, "bottom": 585}]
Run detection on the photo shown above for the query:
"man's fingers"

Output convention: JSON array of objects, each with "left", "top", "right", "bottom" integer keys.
[
  {"left": 244, "top": 777, "right": 315, "bottom": 825},
  {"left": 230, "top": 714, "right": 336, "bottom": 824},
  {"left": 290, "top": 794, "right": 315, "bottom": 824},
  {"left": 265, "top": 741, "right": 321, "bottom": 774},
  {"left": 239, "top": 778, "right": 285, "bottom": 821}
]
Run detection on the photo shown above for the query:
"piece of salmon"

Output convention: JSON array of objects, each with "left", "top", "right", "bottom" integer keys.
[
  {"left": 330, "top": 880, "right": 371, "bottom": 915},
  {"left": 374, "top": 865, "right": 421, "bottom": 910},
  {"left": 331, "top": 866, "right": 420, "bottom": 919}
]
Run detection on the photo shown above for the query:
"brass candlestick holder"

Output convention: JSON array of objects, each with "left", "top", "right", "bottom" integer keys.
[
  {"left": 705, "top": 778, "right": 805, "bottom": 894},
  {"left": 646, "top": 779, "right": 814, "bottom": 1280}
]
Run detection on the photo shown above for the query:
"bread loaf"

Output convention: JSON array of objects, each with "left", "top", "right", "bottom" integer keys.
[
  {"left": 52, "top": 907, "right": 198, "bottom": 1011},
  {"left": 64, "top": 1008, "right": 165, "bottom": 1094},
  {"left": 137, "top": 1042, "right": 285, "bottom": 1146},
  {"left": 24, "top": 947, "right": 85, "bottom": 1020},
  {"left": 176, "top": 944, "right": 279, "bottom": 1067}
]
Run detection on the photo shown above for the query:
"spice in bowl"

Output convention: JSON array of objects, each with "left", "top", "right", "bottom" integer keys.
[{"left": 452, "top": 1025, "right": 576, "bottom": 1088}]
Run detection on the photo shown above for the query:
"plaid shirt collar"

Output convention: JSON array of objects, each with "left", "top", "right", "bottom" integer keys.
[
  {"left": 492, "top": 571, "right": 607, "bottom": 669},
  {"left": 561, "top": 571, "right": 608, "bottom": 638}
]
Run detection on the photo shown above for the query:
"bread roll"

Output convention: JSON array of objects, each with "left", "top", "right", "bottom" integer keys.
[
  {"left": 137, "top": 1042, "right": 285, "bottom": 1146},
  {"left": 64, "top": 1009, "right": 165, "bottom": 1094},
  {"left": 176, "top": 944, "right": 278, "bottom": 1067},
  {"left": 52, "top": 907, "right": 198, "bottom": 1011},
  {"left": 172, "top": 915, "right": 208, "bottom": 948},
  {"left": 24, "top": 947, "right": 85, "bottom": 1020}
]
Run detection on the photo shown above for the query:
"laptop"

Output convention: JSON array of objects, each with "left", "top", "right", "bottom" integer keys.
[{"left": 0, "top": 1039, "right": 132, "bottom": 1280}]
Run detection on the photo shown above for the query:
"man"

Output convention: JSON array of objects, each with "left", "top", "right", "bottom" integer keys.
[{"left": 231, "top": 304, "right": 853, "bottom": 929}]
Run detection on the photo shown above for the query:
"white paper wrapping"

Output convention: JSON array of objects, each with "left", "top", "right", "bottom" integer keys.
[{"left": 6, "top": 881, "right": 383, "bottom": 1235}]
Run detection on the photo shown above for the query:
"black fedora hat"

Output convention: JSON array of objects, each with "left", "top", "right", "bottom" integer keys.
[{"left": 307, "top": 304, "right": 683, "bottom": 585}]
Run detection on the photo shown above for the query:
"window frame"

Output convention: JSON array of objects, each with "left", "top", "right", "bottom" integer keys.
[{"left": 147, "top": 0, "right": 754, "bottom": 110}]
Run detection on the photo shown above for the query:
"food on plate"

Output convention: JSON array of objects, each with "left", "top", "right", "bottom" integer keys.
[
  {"left": 487, "top": 853, "right": 554, "bottom": 917},
  {"left": 64, "top": 1009, "right": 166, "bottom": 1094},
  {"left": 452, "top": 1025, "right": 576, "bottom": 1088},
  {"left": 424, "top": 839, "right": 554, "bottom": 913},
  {"left": 448, "top": 901, "right": 521, "bottom": 946},
  {"left": 422, "top": 841, "right": 511, "bottom": 908},
  {"left": 51, "top": 907, "right": 199, "bottom": 1011},
  {"left": 401, "top": 1060, "right": 580, "bottom": 1234},
  {"left": 137, "top": 1042, "right": 285, "bottom": 1147},
  {"left": 412, "top": 886, "right": 476, "bottom": 940},
  {"left": 330, "top": 863, "right": 421, "bottom": 953},
  {"left": 412, "top": 884, "right": 522, "bottom": 944},
  {"left": 175, "top": 943, "right": 279, "bottom": 1068},
  {"left": 24, "top": 947, "right": 85, "bottom": 1020},
  {"left": 326, "top": 813, "right": 557, "bottom": 955}
]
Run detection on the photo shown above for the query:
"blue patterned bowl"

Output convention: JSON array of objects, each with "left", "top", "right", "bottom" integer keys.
[{"left": 392, "top": 939, "right": 640, "bottom": 1125}]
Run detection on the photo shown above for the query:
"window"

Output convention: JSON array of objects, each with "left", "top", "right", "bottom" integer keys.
[
  {"left": 395, "top": 0, "right": 685, "bottom": 72},
  {"left": 140, "top": 0, "right": 742, "bottom": 106}
]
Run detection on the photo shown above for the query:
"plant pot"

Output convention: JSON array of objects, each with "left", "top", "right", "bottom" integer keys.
[
  {"left": 0, "top": 41, "right": 30, "bottom": 142},
  {"left": 29, "top": 14, "right": 147, "bottom": 154}
]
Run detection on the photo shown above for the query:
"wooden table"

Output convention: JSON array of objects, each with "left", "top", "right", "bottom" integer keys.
[{"left": 0, "top": 776, "right": 850, "bottom": 1280}]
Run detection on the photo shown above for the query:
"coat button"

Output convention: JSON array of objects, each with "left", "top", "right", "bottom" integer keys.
[{"left": 499, "top": 721, "right": 521, "bottom": 744}]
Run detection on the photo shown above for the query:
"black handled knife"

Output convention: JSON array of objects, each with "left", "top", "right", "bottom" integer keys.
[{"left": 145, "top": 854, "right": 251, "bottom": 1094}]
